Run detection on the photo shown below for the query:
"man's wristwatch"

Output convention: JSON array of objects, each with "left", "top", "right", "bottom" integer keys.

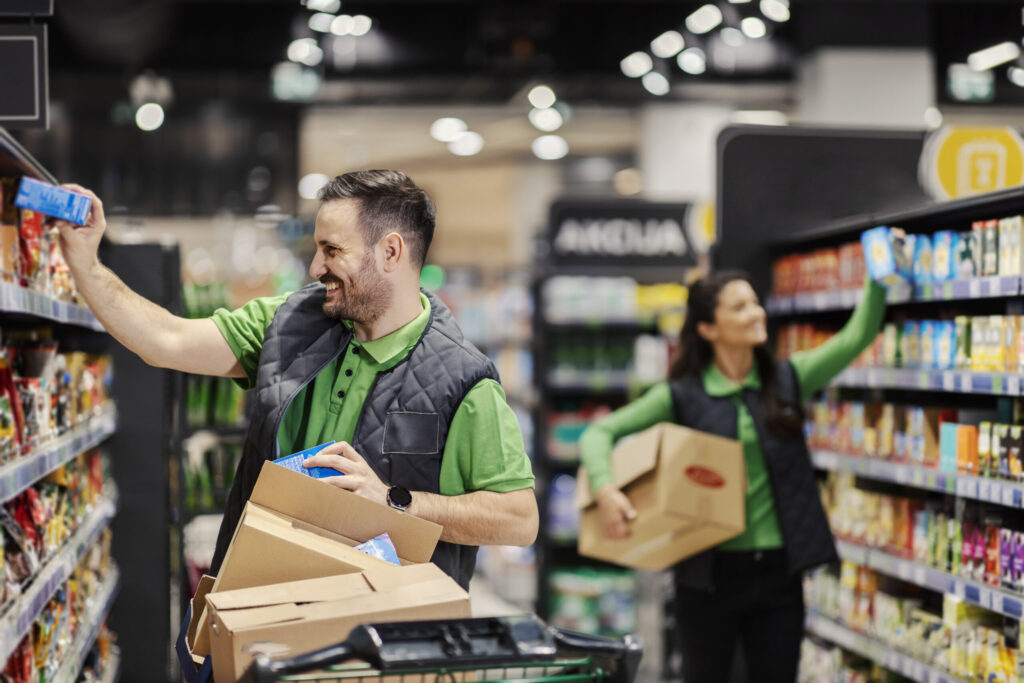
[{"left": 386, "top": 484, "right": 412, "bottom": 512}]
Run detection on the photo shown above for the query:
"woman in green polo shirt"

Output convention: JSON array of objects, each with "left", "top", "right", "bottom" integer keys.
[{"left": 579, "top": 269, "right": 886, "bottom": 682}]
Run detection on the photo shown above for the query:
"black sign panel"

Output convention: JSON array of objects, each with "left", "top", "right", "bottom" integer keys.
[
  {"left": 546, "top": 198, "right": 696, "bottom": 268},
  {"left": 0, "top": 24, "right": 47, "bottom": 129},
  {"left": 0, "top": 1, "right": 53, "bottom": 16}
]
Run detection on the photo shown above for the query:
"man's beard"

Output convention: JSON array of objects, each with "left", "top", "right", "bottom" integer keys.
[{"left": 321, "top": 250, "right": 393, "bottom": 324}]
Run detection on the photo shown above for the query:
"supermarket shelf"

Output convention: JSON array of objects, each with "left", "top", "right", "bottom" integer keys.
[
  {"left": 0, "top": 493, "right": 118, "bottom": 665},
  {"left": 544, "top": 318, "right": 660, "bottom": 331},
  {"left": 0, "top": 281, "right": 104, "bottom": 331},
  {"left": 99, "top": 647, "right": 121, "bottom": 683},
  {"left": 835, "top": 540, "right": 1024, "bottom": 620},
  {"left": 805, "top": 612, "right": 964, "bottom": 683},
  {"left": 51, "top": 565, "right": 120, "bottom": 683},
  {"left": 0, "top": 128, "right": 58, "bottom": 185},
  {"left": 0, "top": 402, "right": 117, "bottom": 505},
  {"left": 767, "top": 276, "right": 1022, "bottom": 315},
  {"left": 831, "top": 367, "right": 1022, "bottom": 396},
  {"left": 810, "top": 451, "right": 1024, "bottom": 508}
]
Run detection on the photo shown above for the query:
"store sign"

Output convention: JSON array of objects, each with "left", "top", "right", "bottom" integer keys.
[
  {"left": 546, "top": 200, "right": 696, "bottom": 267},
  {"left": 920, "top": 126, "right": 1024, "bottom": 200},
  {"left": 0, "top": 24, "right": 48, "bottom": 129}
]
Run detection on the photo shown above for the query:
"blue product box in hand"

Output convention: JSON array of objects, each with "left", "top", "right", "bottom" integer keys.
[
  {"left": 861, "top": 226, "right": 912, "bottom": 286},
  {"left": 14, "top": 177, "right": 93, "bottom": 226},
  {"left": 272, "top": 441, "right": 339, "bottom": 479},
  {"left": 355, "top": 532, "right": 401, "bottom": 566}
]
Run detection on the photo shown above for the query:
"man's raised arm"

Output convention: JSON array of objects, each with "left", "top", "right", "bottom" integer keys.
[{"left": 53, "top": 184, "right": 244, "bottom": 378}]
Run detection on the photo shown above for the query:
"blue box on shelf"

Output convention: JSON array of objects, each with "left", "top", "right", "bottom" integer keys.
[
  {"left": 932, "top": 230, "right": 961, "bottom": 282},
  {"left": 13, "top": 177, "right": 92, "bottom": 226},
  {"left": 862, "top": 226, "right": 912, "bottom": 286}
]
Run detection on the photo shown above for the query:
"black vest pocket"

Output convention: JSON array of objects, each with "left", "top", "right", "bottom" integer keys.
[{"left": 382, "top": 411, "right": 440, "bottom": 455}]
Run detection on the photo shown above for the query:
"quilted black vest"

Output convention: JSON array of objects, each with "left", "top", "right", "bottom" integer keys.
[
  {"left": 668, "top": 359, "right": 838, "bottom": 589},
  {"left": 209, "top": 283, "right": 500, "bottom": 589}
]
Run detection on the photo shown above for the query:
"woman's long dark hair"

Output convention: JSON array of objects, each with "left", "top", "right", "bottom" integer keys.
[{"left": 669, "top": 270, "right": 803, "bottom": 438}]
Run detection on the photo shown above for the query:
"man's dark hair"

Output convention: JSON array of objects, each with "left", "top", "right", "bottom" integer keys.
[{"left": 317, "top": 170, "right": 436, "bottom": 267}]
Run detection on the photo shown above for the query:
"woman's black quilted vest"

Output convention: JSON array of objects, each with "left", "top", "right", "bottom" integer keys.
[
  {"left": 209, "top": 283, "right": 500, "bottom": 589},
  {"left": 668, "top": 359, "right": 838, "bottom": 589}
]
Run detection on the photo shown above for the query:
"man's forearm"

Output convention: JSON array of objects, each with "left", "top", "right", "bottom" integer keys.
[
  {"left": 73, "top": 261, "right": 185, "bottom": 367},
  {"left": 408, "top": 488, "right": 538, "bottom": 546}
]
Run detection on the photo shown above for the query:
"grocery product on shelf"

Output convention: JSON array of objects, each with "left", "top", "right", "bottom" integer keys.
[{"left": 548, "top": 567, "right": 636, "bottom": 637}]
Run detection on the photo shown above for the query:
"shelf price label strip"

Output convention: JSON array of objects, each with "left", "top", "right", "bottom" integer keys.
[
  {"left": 0, "top": 282, "right": 104, "bottom": 332},
  {"left": 50, "top": 566, "right": 120, "bottom": 683},
  {"left": 0, "top": 496, "right": 117, "bottom": 665},
  {"left": 0, "top": 405, "right": 117, "bottom": 506},
  {"left": 834, "top": 540, "right": 1024, "bottom": 621},
  {"left": 805, "top": 613, "right": 963, "bottom": 683},
  {"left": 831, "top": 369, "right": 1024, "bottom": 396},
  {"left": 811, "top": 451, "right": 1024, "bottom": 509},
  {"left": 767, "top": 277, "right": 1022, "bottom": 315}
]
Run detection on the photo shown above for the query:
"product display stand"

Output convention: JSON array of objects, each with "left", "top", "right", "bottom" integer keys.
[
  {"left": 0, "top": 130, "right": 121, "bottom": 681},
  {"left": 764, "top": 185, "right": 1024, "bottom": 679}
]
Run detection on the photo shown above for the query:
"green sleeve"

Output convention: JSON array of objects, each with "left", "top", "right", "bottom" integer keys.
[
  {"left": 790, "top": 278, "right": 887, "bottom": 399},
  {"left": 579, "top": 382, "right": 675, "bottom": 494},
  {"left": 209, "top": 294, "right": 290, "bottom": 389},
  {"left": 439, "top": 379, "right": 535, "bottom": 495}
]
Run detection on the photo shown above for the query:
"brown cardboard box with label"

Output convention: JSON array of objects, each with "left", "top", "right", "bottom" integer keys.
[
  {"left": 206, "top": 563, "right": 470, "bottom": 682},
  {"left": 575, "top": 423, "right": 745, "bottom": 571},
  {"left": 189, "top": 461, "right": 443, "bottom": 665}
]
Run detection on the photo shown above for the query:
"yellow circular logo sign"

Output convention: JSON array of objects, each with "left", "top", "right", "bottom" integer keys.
[{"left": 922, "top": 126, "right": 1024, "bottom": 200}]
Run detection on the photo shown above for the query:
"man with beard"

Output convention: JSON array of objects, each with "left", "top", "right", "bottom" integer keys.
[{"left": 52, "top": 171, "right": 538, "bottom": 589}]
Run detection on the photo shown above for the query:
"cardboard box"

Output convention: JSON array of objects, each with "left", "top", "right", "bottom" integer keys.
[
  {"left": 575, "top": 423, "right": 744, "bottom": 571},
  {"left": 191, "top": 462, "right": 443, "bottom": 662},
  {"left": 206, "top": 563, "right": 471, "bottom": 683}
]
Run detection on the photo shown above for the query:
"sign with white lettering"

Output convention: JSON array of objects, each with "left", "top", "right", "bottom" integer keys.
[{"left": 546, "top": 200, "right": 696, "bottom": 267}]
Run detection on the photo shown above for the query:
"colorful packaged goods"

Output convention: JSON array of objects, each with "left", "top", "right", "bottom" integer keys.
[
  {"left": 861, "top": 225, "right": 912, "bottom": 285},
  {"left": 932, "top": 230, "right": 961, "bottom": 281}
]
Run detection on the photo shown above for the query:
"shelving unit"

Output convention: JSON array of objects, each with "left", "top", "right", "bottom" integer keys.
[
  {"left": 805, "top": 613, "right": 964, "bottom": 683},
  {"left": 759, "top": 184, "right": 1024, "bottom": 676},
  {"left": 0, "top": 129, "right": 122, "bottom": 679}
]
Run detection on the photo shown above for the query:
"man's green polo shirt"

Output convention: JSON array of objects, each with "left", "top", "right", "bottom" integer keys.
[{"left": 211, "top": 292, "right": 535, "bottom": 495}]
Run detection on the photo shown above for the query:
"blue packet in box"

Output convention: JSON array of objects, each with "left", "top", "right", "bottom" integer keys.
[
  {"left": 14, "top": 177, "right": 93, "bottom": 226},
  {"left": 355, "top": 532, "right": 401, "bottom": 566},
  {"left": 861, "top": 225, "right": 912, "bottom": 286},
  {"left": 272, "top": 441, "right": 339, "bottom": 479}
]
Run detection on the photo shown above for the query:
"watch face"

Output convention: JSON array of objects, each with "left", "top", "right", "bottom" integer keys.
[{"left": 389, "top": 485, "right": 412, "bottom": 508}]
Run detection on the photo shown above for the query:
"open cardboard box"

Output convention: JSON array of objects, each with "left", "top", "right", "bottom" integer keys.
[
  {"left": 575, "top": 423, "right": 745, "bottom": 570},
  {"left": 184, "top": 461, "right": 443, "bottom": 671},
  {"left": 206, "top": 563, "right": 470, "bottom": 682}
]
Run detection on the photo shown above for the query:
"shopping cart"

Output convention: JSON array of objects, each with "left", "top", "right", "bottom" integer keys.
[{"left": 237, "top": 614, "right": 643, "bottom": 683}]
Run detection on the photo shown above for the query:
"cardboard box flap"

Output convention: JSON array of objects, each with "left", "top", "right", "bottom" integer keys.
[
  {"left": 574, "top": 425, "right": 664, "bottom": 510},
  {"left": 359, "top": 562, "right": 457, "bottom": 592},
  {"left": 186, "top": 575, "right": 217, "bottom": 650},
  {"left": 205, "top": 572, "right": 376, "bottom": 612},
  {"left": 252, "top": 461, "right": 441, "bottom": 563},
  {"left": 212, "top": 601, "right": 308, "bottom": 632}
]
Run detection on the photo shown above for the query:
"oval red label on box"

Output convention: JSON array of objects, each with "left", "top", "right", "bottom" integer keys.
[{"left": 685, "top": 465, "right": 725, "bottom": 488}]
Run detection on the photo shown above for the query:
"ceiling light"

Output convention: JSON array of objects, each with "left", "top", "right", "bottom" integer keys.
[
  {"left": 306, "top": 0, "right": 340, "bottom": 12},
  {"left": 760, "top": 0, "right": 790, "bottom": 22},
  {"left": 923, "top": 107, "right": 944, "bottom": 128},
  {"left": 528, "top": 85, "right": 557, "bottom": 109},
  {"left": 967, "top": 41, "right": 1021, "bottom": 71},
  {"left": 741, "top": 17, "right": 767, "bottom": 38},
  {"left": 1010, "top": 66, "right": 1024, "bottom": 87},
  {"left": 720, "top": 27, "right": 745, "bottom": 47},
  {"left": 448, "top": 131, "right": 484, "bottom": 156},
  {"left": 641, "top": 72, "right": 671, "bottom": 96},
  {"left": 308, "top": 12, "right": 334, "bottom": 32},
  {"left": 350, "top": 15, "right": 372, "bottom": 36},
  {"left": 330, "top": 14, "right": 353, "bottom": 35},
  {"left": 287, "top": 38, "right": 323, "bottom": 66},
  {"left": 686, "top": 5, "right": 723, "bottom": 34},
  {"left": 135, "top": 102, "right": 164, "bottom": 132},
  {"left": 729, "top": 0, "right": 752, "bottom": 3},
  {"left": 620, "top": 51, "right": 654, "bottom": 78},
  {"left": 298, "top": 173, "right": 329, "bottom": 200},
  {"left": 430, "top": 117, "right": 467, "bottom": 142},
  {"left": 532, "top": 135, "right": 568, "bottom": 161},
  {"left": 528, "top": 107, "right": 564, "bottom": 132},
  {"left": 651, "top": 30, "right": 685, "bottom": 59},
  {"left": 613, "top": 168, "right": 643, "bottom": 196},
  {"left": 678, "top": 48, "right": 707, "bottom": 75}
]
